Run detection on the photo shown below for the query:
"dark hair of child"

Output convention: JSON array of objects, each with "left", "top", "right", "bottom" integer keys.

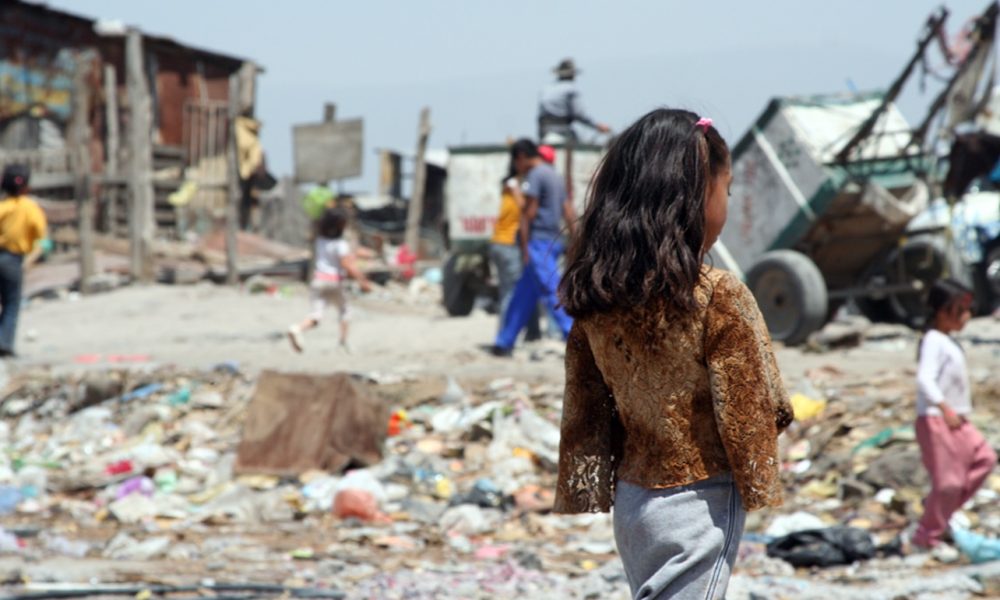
[
  {"left": 317, "top": 207, "right": 348, "bottom": 239},
  {"left": 926, "top": 277, "right": 975, "bottom": 323},
  {"left": 560, "top": 108, "right": 730, "bottom": 318},
  {"left": 510, "top": 138, "right": 540, "bottom": 160},
  {"left": 1, "top": 164, "right": 30, "bottom": 196},
  {"left": 918, "top": 277, "right": 975, "bottom": 360}
]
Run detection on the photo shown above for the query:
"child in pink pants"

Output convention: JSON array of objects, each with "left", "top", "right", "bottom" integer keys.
[{"left": 913, "top": 279, "right": 996, "bottom": 549}]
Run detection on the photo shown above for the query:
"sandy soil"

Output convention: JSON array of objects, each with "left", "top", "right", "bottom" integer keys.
[{"left": 14, "top": 281, "right": 1000, "bottom": 388}]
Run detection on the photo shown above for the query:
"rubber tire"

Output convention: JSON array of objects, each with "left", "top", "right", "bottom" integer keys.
[
  {"left": 443, "top": 253, "right": 476, "bottom": 317},
  {"left": 884, "top": 235, "right": 970, "bottom": 328},
  {"left": 855, "top": 293, "right": 896, "bottom": 324},
  {"left": 745, "top": 250, "right": 829, "bottom": 346},
  {"left": 854, "top": 256, "right": 898, "bottom": 324}
]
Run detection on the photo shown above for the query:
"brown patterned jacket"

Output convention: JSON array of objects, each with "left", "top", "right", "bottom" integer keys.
[{"left": 554, "top": 267, "right": 793, "bottom": 513}]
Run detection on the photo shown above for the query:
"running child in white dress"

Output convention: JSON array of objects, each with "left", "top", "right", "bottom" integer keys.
[{"left": 288, "top": 207, "right": 371, "bottom": 352}]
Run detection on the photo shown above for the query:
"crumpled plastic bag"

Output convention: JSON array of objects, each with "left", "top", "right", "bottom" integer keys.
[
  {"left": 333, "top": 489, "right": 390, "bottom": 523},
  {"left": 766, "top": 526, "right": 876, "bottom": 567},
  {"left": 953, "top": 527, "right": 1000, "bottom": 563}
]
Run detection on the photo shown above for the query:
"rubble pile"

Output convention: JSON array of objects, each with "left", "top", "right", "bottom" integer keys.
[
  {"left": 0, "top": 328, "right": 998, "bottom": 598},
  {"left": 0, "top": 366, "right": 626, "bottom": 598}
]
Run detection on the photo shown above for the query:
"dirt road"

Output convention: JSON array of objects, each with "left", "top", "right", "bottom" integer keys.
[{"left": 17, "top": 282, "right": 1000, "bottom": 386}]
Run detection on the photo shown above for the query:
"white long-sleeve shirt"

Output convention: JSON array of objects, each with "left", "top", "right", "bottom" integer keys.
[{"left": 916, "top": 329, "right": 971, "bottom": 417}]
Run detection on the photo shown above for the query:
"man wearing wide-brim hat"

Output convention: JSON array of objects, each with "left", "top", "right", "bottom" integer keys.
[{"left": 538, "top": 58, "right": 610, "bottom": 144}]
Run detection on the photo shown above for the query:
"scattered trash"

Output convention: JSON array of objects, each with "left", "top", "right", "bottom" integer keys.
[
  {"left": 451, "top": 479, "right": 507, "bottom": 509},
  {"left": 387, "top": 409, "right": 412, "bottom": 437},
  {"left": 766, "top": 512, "right": 830, "bottom": 538},
  {"left": 235, "top": 371, "right": 389, "bottom": 476},
  {"left": 105, "top": 459, "right": 135, "bottom": 476},
  {"left": 513, "top": 484, "right": 554, "bottom": 513},
  {"left": 790, "top": 393, "right": 826, "bottom": 421},
  {"left": 104, "top": 533, "right": 171, "bottom": 561},
  {"left": 109, "top": 493, "right": 158, "bottom": 524},
  {"left": 440, "top": 376, "right": 469, "bottom": 405},
  {"left": 115, "top": 476, "right": 155, "bottom": 500},
  {"left": 0, "top": 337, "right": 996, "bottom": 597},
  {"left": 0, "top": 485, "right": 22, "bottom": 515},
  {"left": 853, "top": 426, "right": 916, "bottom": 454},
  {"left": 120, "top": 383, "right": 164, "bottom": 403},
  {"left": 766, "top": 527, "right": 877, "bottom": 567},
  {"left": 333, "top": 489, "right": 387, "bottom": 523},
  {"left": 41, "top": 532, "right": 90, "bottom": 558},
  {"left": 167, "top": 387, "right": 192, "bottom": 406},
  {"left": 953, "top": 527, "right": 1000, "bottom": 564},
  {"left": 0, "top": 527, "right": 23, "bottom": 552}
]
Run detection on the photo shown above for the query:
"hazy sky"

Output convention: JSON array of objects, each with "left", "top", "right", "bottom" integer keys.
[{"left": 46, "top": 0, "right": 992, "bottom": 192}]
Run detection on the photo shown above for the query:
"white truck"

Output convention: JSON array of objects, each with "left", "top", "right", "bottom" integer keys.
[{"left": 440, "top": 143, "right": 604, "bottom": 316}]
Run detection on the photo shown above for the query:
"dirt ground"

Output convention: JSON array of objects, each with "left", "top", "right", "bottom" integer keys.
[
  {"left": 15, "top": 281, "right": 1000, "bottom": 385},
  {"left": 16, "top": 283, "right": 556, "bottom": 380}
]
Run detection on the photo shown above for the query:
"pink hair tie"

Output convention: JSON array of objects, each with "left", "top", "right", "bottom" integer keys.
[{"left": 695, "top": 117, "right": 713, "bottom": 133}]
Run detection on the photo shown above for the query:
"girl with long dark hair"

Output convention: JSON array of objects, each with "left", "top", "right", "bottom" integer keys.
[{"left": 554, "top": 108, "right": 792, "bottom": 599}]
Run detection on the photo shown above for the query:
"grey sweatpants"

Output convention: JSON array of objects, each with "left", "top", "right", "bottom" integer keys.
[{"left": 613, "top": 473, "right": 746, "bottom": 600}]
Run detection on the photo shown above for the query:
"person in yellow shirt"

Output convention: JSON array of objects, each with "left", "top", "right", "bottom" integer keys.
[
  {"left": 489, "top": 163, "right": 541, "bottom": 341},
  {"left": 0, "top": 164, "right": 47, "bottom": 357}
]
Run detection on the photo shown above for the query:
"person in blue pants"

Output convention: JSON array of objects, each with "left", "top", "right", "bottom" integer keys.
[{"left": 492, "top": 139, "right": 575, "bottom": 356}]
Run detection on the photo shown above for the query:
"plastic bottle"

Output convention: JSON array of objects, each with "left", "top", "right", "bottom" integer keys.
[{"left": 0, "top": 486, "right": 22, "bottom": 515}]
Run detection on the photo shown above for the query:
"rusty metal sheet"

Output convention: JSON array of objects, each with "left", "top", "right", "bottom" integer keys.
[
  {"left": 293, "top": 119, "right": 363, "bottom": 183},
  {"left": 235, "top": 371, "right": 389, "bottom": 476}
]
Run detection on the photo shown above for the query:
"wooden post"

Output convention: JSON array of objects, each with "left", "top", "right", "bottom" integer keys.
[
  {"left": 125, "top": 28, "right": 155, "bottom": 282},
  {"left": 225, "top": 72, "right": 241, "bottom": 286},
  {"left": 72, "top": 53, "right": 95, "bottom": 293},
  {"left": 303, "top": 103, "right": 339, "bottom": 283},
  {"left": 405, "top": 107, "right": 431, "bottom": 255},
  {"left": 103, "top": 64, "right": 119, "bottom": 235}
]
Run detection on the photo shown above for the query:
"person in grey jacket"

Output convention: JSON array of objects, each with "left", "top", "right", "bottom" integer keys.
[{"left": 538, "top": 58, "right": 610, "bottom": 143}]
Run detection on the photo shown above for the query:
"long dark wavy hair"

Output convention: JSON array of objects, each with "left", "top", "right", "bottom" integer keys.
[{"left": 560, "top": 108, "right": 730, "bottom": 318}]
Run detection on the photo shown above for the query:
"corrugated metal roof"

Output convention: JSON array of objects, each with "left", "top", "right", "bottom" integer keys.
[{"left": 17, "top": 0, "right": 259, "bottom": 69}]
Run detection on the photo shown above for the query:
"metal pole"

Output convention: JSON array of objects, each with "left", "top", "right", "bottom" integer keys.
[{"left": 835, "top": 8, "right": 950, "bottom": 164}]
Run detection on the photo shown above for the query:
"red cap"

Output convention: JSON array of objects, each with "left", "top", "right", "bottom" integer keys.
[{"left": 538, "top": 145, "right": 556, "bottom": 164}]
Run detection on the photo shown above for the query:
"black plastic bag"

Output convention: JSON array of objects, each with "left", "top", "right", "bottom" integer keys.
[{"left": 766, "top": 527, "right": 876, "bottom": 567}]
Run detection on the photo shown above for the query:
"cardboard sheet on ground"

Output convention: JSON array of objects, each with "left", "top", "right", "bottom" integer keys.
[{"left": 235, "top": 371, "right": 389, "bottom": 476}]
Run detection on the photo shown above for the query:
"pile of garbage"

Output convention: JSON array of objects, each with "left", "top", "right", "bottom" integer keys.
[
  {"left": 0, "top": 365, "right": 625, "bottom": 598},
  {"left": 2, "top": 326, "right": 1000, "bottom": 598}
]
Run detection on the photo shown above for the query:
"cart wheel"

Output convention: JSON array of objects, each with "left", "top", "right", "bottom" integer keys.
[
  {"left": 885, "top": 235, "right": 969, "bottom": 328},
  {"left": 854, "top": 259, "right": 898, "bottom": 324},
  {"left": 855, "top": 295, "right": 896, "bottom": 324},
  {"left": 746, "top": 250, "right": 829, "bottom": 345},
  {"left": 443, "top": 253, "right": 478, "bottom": 317}
]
